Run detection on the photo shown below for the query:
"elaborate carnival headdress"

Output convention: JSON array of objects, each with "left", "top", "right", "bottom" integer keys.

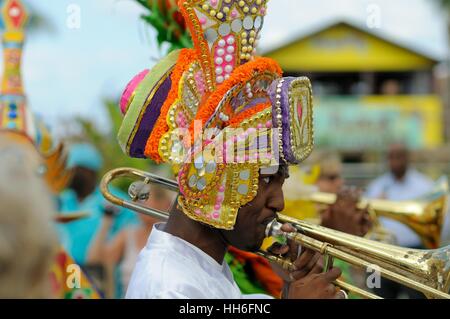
[
  {"left": 0, "top": 0, "right": 71, "bottom": 193},
  {"left": 119, "top": 0, "right": 314, "bottom": 230}
]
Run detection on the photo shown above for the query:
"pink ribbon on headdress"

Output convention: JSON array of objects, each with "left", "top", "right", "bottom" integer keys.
[{"left": 119, "top": 69, "right": 149, "bottom": 114}]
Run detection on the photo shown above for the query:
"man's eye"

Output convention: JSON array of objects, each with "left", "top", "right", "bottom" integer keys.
[{"left": 263, "top": 177, "right": 271, "bottom": 184}]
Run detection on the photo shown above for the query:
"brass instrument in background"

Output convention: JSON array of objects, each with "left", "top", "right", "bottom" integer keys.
[
  {"left": 300, "top": 177, "right": 449, "bottom": 249},
  {"left": 100, "top": 167, "right": 450, "bottom": 299}
]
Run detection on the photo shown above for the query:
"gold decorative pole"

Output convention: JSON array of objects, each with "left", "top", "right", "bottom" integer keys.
[
  {"left": 1, "top": 0, "right": 28, "bottom": 96},
  {"left": 0, "top": 0, "right": 29, "bottom": 133}
]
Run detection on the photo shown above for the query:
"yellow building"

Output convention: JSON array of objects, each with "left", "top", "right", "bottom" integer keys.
[{"left": 265, "top": 21, "right": 444, "bottom": 153}]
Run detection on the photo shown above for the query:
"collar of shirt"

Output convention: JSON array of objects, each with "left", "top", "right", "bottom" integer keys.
[
  {"left": 386, "top": 169, "right": 416, "bottom": 185},
  {"left": 148, "top": 223, "right": 233, "bottom": 280},
  {"left": 126, "top": 223, "right": 273, "bottom": 298}
]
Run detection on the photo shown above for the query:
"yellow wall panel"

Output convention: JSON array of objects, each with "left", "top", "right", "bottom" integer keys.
[{"left": 314, "top": 95, "right": 444, "bottom": 150}]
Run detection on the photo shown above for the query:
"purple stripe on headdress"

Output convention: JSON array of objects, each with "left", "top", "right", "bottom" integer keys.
[
  {"left": 236, "top": 97, "right": 269, "bottom": 114},
  {"left": 269, "top": 77, "right": 297, "bottom": 164},
  {"left": 129, "top": 76, "right": 172, "bottom": 158}
]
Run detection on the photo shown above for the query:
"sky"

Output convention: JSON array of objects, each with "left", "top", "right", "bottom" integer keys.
[{"left": 2, "top": 0, "right": 449, "bottom": 137}]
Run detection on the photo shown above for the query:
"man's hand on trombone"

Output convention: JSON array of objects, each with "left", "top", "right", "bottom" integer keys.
[{"left": 268, "top": 223, "right": 346, "bottom": 299}]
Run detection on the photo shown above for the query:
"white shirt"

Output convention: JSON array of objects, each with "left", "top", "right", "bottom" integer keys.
[
  {"left": 365, "top": 169, "right": 434, "bottom": 248},
  {"left": 125, "top": 223, "right": 272, "bottom": 299}
]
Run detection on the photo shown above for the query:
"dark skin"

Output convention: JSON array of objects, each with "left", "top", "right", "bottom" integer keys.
[
  {"left": 69, "top": 166, "right": 98, "bottom": 202},
  {"left": 388, "top": 144, "right": 409, "bottom": 181},
  {"left": 321, "top": 188, "right": 372, "bottom": 237},
  {"left": 316, "top": 172, "right": 343, "bottom": 194},
  {"left": 165, "top": 165, "right": 344, "bottom": 299},
  {"left": 315, "top": 169, "right": 372, "bottom": 237}
]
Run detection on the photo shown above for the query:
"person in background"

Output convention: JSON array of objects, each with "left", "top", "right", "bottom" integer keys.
[
  {"left": 314, "top": 153, "right": 371, "bottom": 299},
  {"left": 0, "top": 137, "right": 58, "bottom": 298},
  {"left": 366, "top": 144, "right": 433, "bottom": 248},
  {"left": 365, "top": 143, "right": 434, "bottom": 298},
  {"left": 284, "top": 151, "right": 371, "bottom": 236},
  {"left": 315, "top": 152, "right": 371, "bottom": 237},
  {"left": 283, "top": 150, "right": 372, "bottom": 299},
  {"left": 57, "top": 143, "right": 138, "bottom": 296},
  {"left": 87, "top": 185, "right": 175, "bottom": 296},
  {"left": 380, "top": 79, "right": 402, "bottom": 95},
  {"left": 314, "top": 151, "right": 344, "bottom": 193},
  {"left": 0, "top": 0, "right": 101, "bottom": 299},
  {"left": 0, "top": 137, "right": 102, "bottom": 299}
]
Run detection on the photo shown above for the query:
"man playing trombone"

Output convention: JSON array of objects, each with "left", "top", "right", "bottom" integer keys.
[
  {"left": 366, "top": 143, "right": 434, "bottom": 299},
  {"left": 101, "top": 0, "right": 450, "bottom": 299},
  {"left": 125, "top": 164, "right": 345, "bottom": 299},
  {"left": 110, "top": 0, "right": 347, "bottom": 300}
]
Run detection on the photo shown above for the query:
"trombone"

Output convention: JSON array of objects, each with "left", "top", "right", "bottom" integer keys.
[
  {"left": 100, "top": 167, "right": 450, "bottom": 299},
  {"left": 298, "top": 178, "right": 449, "bottom": 249}
]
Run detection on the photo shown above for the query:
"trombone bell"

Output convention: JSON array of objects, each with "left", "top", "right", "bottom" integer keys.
[{"left": 295, "top": 177, "right": 449, "bottom": 249}]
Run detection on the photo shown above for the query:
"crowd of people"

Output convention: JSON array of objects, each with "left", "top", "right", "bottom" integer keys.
[
  {"left": 2, "top": 137, "right": 445, "bottom": 299},
  {"left": 1, "top": 0, "right": 449, "bottom": 300}
]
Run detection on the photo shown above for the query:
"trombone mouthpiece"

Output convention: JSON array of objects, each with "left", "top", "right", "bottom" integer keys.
[{"left": 265, "top": 219, "right": 288, "bottom": 245}]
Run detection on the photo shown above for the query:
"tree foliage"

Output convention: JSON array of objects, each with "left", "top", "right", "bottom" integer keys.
[{"left": 135, "top": 0, "right": 193, "bottom": 52}]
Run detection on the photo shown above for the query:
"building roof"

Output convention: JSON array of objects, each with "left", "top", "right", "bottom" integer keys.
[{"left": 264, "top": 19, "right": 440, "bottom": 72}]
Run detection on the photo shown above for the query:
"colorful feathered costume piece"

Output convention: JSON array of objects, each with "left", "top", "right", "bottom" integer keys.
[{"left": 119, "top": 0, "right": 315, "bottom": 230}]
